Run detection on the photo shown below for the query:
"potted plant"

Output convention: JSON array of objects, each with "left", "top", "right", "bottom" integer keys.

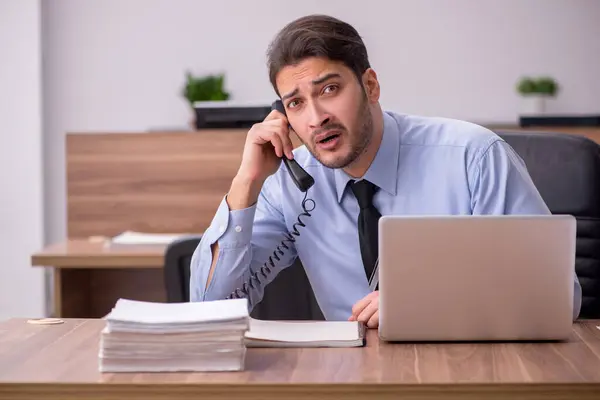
[
  {"left": 516, "top": 76, "right": 559, "bottom": 115},
  {"left": 182, "top": 71, "right": 230, "bottom": 127}
]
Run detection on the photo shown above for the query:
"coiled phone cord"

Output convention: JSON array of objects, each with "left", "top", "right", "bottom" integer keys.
[{"left": 226, "top": 190, "right": 315, "bottom": 305}]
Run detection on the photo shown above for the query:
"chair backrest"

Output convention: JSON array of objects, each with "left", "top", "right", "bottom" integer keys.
[
  {"left": 497, "top": 131, "right": 600, "bottom": 318},
  {"left": 164, "top": 235, "right": 203, "bottom": 303},
  {"left": 163, "top": 236, "right": 324, "bottom": 320}
]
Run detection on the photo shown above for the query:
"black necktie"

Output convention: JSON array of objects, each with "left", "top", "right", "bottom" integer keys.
[{"left": 350, "top": 180, "right": 381, "bottom": 286}]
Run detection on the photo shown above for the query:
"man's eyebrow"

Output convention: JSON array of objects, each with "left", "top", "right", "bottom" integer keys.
[
  {"left": 312, "top": 73, "right": 341, "bottom": 85},
  {"left": 280, "top": 73, "right": 341, "bottom": 101},
  {"left": 281, "top": 88, "right": 298, "bottom": 101}
]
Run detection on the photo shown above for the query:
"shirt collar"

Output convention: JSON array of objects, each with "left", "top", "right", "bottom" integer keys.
[{"left": 334, "top": 111, "right": 400, "bottom": 203}]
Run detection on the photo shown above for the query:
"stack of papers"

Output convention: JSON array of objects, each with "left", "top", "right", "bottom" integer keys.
[{"left": 99, "top": 298, "right": 249, "bottom": 372}]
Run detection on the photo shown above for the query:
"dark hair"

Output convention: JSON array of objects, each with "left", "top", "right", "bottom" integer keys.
[{"left": 266, "top": 14, "right": 371, "bottom": 96}]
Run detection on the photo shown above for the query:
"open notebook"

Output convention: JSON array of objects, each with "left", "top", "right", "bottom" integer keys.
[
  {"left": 100, "top": 299, "right": 365, "bottom": 372},
  {"left": 245, "top": 318, "right": 365, "bottom": 348}
]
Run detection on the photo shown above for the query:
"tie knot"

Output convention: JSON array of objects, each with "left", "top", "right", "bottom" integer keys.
[{"left": 350, "top": 179, "right": 378, "bottom": 209}]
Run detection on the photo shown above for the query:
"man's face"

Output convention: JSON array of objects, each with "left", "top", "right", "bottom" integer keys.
[{"left": 275, "top": 57, "right": 376, "bottom": 169}]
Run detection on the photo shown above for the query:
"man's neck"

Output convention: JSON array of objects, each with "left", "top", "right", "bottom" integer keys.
[{"left": 343, "top": 109, "right": 384, "bottom": 178}]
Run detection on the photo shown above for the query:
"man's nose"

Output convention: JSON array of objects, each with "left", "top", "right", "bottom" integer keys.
[{"left": 308, "top": 102, "right": 330, "bottom": 128}]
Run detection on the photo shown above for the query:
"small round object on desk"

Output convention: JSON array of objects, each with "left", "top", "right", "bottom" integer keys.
[
  {"left": 88, "top": 235, "right": 107, "bottom": 243},
  {"left": 27, "top": 318, "right": 64, "bottom": 325}
]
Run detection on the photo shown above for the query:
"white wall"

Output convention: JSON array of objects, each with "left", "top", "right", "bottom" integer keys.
[
  {"left": 42, "top": 0, "right": 600, "bottom": 245},
  {"left": 0, "top": 0, "right": 45, "bottom": 320}
]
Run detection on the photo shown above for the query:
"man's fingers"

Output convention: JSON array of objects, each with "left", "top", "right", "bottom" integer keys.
[
  {"left": 366, "top": 310, "right": 379, "bottom": 329},
  {"left": 351, "top": 297, "right": 372, "bottom": 317},
  {"left": 262, "top": 119, "right": 293, "bottom": 159},
  {"left": 256, "top": 129, "right": 284, "bottom": 158},
  {"left": 356, "top": 301, "right": 378, "bottom": 325},
  {"left": 355, "top": 292, "right": 379, "bottom": 328},
  {"left": 263, "top": 117, "right": 289, "bottom": 127},
  {"left": 264, "top": 109, "right": 286, "bottom": 121},
  {"left": 351, "top": 291, "right": 378, "bottom": 316},
  {"left": 280, "top": 131, "right": 294, "bottom": 159}
]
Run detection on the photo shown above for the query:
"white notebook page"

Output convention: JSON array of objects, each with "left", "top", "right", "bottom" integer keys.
[
  {"left": 106, "top": 298, "right": 249, "bottom": 324},
  {"left": 246, "top": 318, "right": 361, "bottom": 342}
]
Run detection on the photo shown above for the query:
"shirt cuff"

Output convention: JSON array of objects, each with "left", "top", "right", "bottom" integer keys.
[{"left": 205, "top": 195, "right": 256, "bottom": 249}]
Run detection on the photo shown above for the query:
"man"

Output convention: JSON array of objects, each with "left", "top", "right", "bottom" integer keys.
[{"left": 190, "top": 14, "right": 582, "bottom": 327}]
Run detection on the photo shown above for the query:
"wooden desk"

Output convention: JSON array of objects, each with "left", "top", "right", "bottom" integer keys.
[
  {"left": 1, "top": 318, "right": 600, "bottom": 399},
  {"left": 31, "top": 239, "right": 167, "bottom": 318}
]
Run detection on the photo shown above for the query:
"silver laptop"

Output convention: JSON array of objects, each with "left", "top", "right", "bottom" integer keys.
[{"left": 377, "top": 214, "right": 576, "bottom": 342}]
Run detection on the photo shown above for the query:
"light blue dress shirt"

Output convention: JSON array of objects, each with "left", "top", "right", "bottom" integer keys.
[{"left": 190, "top": 111, "right": 582, "bottom": 320}]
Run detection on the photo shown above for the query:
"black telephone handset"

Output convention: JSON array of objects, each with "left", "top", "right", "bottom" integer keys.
[
  {"left": 225, "top": 100, "right": 316, "bottom": 305},
  {"left": 271, "top": 100, "right": 315, "bottom": 192}
]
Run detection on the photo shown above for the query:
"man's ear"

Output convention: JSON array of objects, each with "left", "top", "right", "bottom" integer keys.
[{"left": 361, "top": 68, "right": 380, "bottom": 103}]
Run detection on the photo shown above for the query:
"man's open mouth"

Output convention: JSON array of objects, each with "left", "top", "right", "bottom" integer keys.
[{"left": 318, "top": 133, "right": 340, "bottom": 144}]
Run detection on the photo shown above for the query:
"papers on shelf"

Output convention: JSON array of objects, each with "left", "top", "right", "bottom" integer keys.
[{"left": 105, "top": 231, "right": 192, "bottom": 248}]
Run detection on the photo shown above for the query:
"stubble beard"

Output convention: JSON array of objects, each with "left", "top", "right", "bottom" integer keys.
[{"left": 307, "top": 93, "right": 374, "bottom": 170}]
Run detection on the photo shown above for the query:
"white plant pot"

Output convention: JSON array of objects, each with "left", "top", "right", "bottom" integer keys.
[{"left": 520, "top": 95, "right": 547, "bottom": 115}]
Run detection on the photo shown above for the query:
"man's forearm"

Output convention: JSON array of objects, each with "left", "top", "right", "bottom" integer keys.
[
  {"left": 227, "top": 175, "right": 265, "bottom": 210},
  {"left": 189, "top": 173, "right": 292, "bottom": 308},
  {"left": 189, "top": 193, "right": 257, "bottom": 302},
  {"left": 203, "top": 176, "right": 264, "bottom": 290}
]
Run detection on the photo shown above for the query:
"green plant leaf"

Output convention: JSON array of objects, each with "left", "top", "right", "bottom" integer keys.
[
  {"left": 536, "top": 77, "right": 558, "bottom": 96},
  {"left": 182, "top": 72, "right": 230, "bottom": 105},
  {"left": 516, "top": 76, "right": 559, "bottom": 96},
  {"left": 516, "top": 77, "right": 536, "bottom": 94}
]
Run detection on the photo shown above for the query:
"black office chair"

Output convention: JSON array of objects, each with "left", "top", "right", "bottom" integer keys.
[
  {"left": 497, "top": 131, "right": 600, "bottom": 318},
  {"left": 163, "top": 236, "right": 324, "bottom": 320},
  {"left": 164, "top": 235, "right": 203, "bottom": 303}
]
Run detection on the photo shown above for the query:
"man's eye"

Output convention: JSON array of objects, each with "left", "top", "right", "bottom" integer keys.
[
  {"left": 323, "top": 84, "right": 338, "bottom": 94},
  {"left": 288, "top": 100, "right": 299, "bottom": 108}
]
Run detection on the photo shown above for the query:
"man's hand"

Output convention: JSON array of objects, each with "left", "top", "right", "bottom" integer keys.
[
  {"left": 348, "top": 291, "right": 379, "bottom": 328},
  {"left": 227, "top": 109, "right": 293, "bottom": 211}
]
